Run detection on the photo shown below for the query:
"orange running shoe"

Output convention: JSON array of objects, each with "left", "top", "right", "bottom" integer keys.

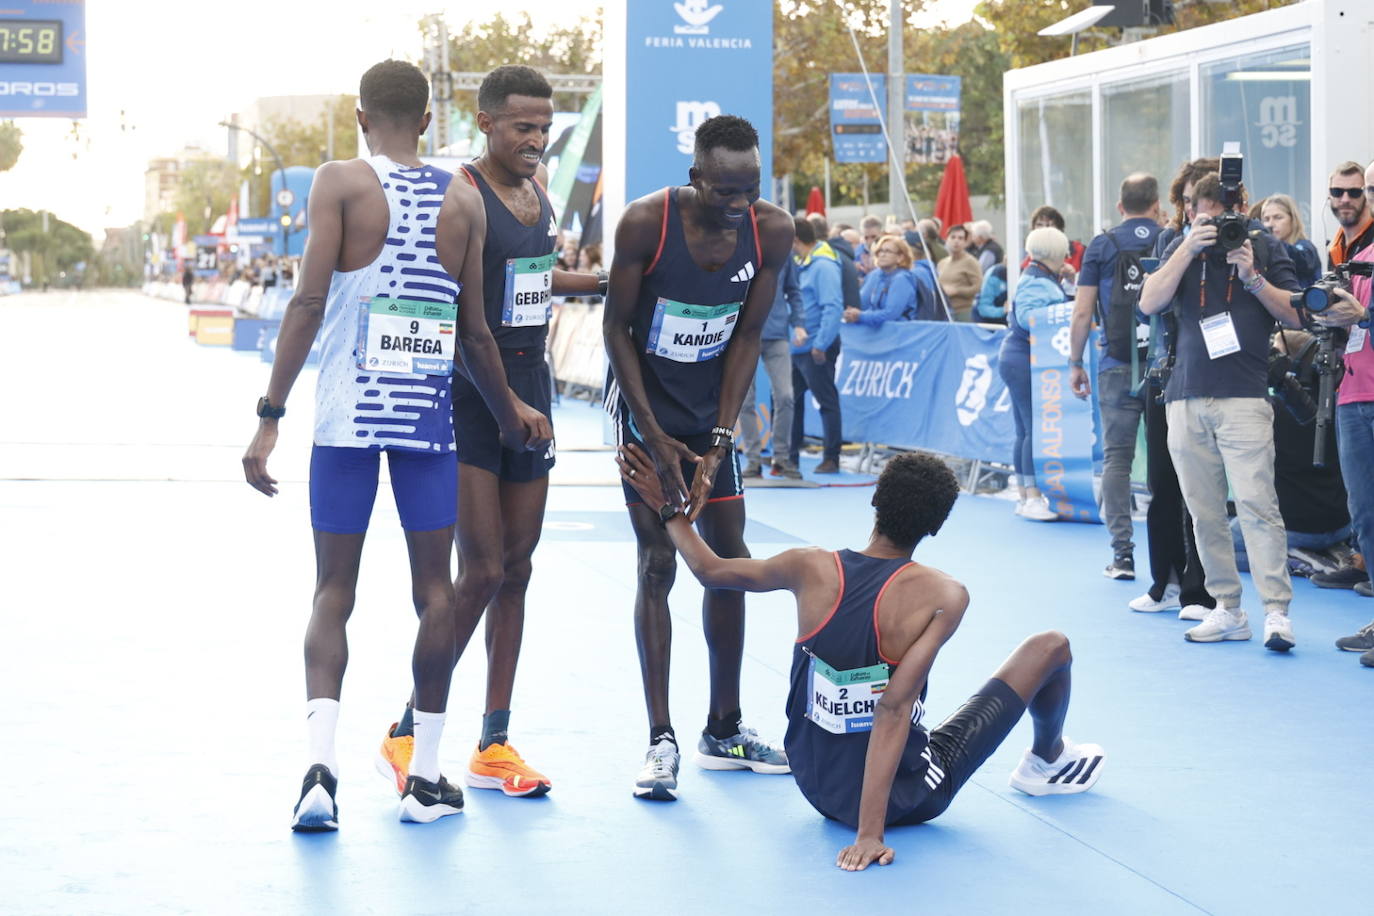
[
  {"left": 375, "top": 723, "right": 413, "bottom": 796},
  {"left": 466, "top": 742, "right": 552, "bottom": 798}
]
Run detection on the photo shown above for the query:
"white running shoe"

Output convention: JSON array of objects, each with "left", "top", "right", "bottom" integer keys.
[
  {"left": 1184, "top": 606, "right": 1251, "bottom": 642},
  {"left": 1178, "top": 604, "right": 1208, "bottom": 621},
  {"left": 1263, "top": 612, "right": 1295, "bottom": 652},
  {"left": 1008, "top": 739, "right": 1106, "bottom": 796},
  {"left": 633, "top": 738, "right": 681, "bottom": 801},
  {"left": 1018, "top": 495, "right": 1058, "bottom": 522},
  {"left": 1129, "top": 585, "right": 1182, "bottom": 613}
]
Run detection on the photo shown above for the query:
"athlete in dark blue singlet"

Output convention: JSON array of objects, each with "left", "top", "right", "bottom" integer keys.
[
  {"left": 617, "top": 444, "right": 1106, "bottom": 870},
  {"left": 604, "top": 116, "right": 796, "bottom": 800},
  {"left": 381, "top": 66, "right": 603, "bottom": 801}
]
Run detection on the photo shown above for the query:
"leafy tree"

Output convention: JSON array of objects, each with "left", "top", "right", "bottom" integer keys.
[
  {"left": 0, "top": 121, "right": 20, "bottom": 172},
  {"left": 2, "top": 208, "right": 94, "bottom": 286},
  {"left": 437, "top": 12, "right": 602, "bottom": 111},
  {"left": 243, "top": 95, "right": 359, "bottom": 215},
  {"left": 173, "top": 159, "right": 241, "bottom": 236}
]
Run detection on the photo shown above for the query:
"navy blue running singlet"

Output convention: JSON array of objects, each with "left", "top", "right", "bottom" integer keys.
[
  {"left": 461, "top": 165, "right": 558, "bottom": 353},
  {"left": 612, "top": 186, "right": 761, "bottom": 437},
  {"left": 784, "top": 550, "right": 938, "bottom": 827}
]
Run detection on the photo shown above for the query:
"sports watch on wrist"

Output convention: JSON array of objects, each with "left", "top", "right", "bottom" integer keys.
[
  {"left": 595, "top": 270, "right": 609, "bottom": 298},
  {"left": 658, "top": 502, "right": 681, "bottom": 527},
  {"left": 256, "top": 396, "right": 286, "bottom": 420}
]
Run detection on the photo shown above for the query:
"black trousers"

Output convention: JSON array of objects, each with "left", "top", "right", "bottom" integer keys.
[{"left": 1144, "top": 387, "right": 1215, "bottom": 608}]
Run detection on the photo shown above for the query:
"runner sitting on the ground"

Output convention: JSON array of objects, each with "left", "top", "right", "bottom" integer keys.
[{"left": 616, "top": 444, "right": 1106, "bottom": 870}]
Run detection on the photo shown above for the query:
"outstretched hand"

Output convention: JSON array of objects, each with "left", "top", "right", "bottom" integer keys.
[
  {"left": 836, "top": 838, "right": 894, "bottom": 872},
  {"left": 617, "top": 442, "right": 667, "bottom": 507},
  {"left": 642, "top": 431, "right": 699, "bottom": 508}
]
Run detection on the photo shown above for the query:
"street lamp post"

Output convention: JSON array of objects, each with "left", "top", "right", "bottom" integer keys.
[{"left": 218, "top": 120, "right": 291, "bottom": 258}]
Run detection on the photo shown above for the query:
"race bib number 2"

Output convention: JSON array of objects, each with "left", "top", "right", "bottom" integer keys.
[
  {"left": 805, "top": 654, "right": 890, "bottom": 735},
  {"left": 646, "top": 297, "right": 741, "bottom": 363},
  {"left": 357, "top": 296, "right": 456, "bottom": 375}
]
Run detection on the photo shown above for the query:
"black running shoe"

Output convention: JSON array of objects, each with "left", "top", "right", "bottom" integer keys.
[
  {"left": 1103, "top": 553, "right": 1135, "bottom": 580},
  {"left": 398, "top": 774, "right": 464, "bottom": 823},
  {"left": 291, "top": 764, "right": 338, "bottom": 832},
  {"left": 1311, "top": 566, "right": 1368, "bottom": 589}
]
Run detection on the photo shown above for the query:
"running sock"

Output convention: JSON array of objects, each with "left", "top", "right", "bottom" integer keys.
[
  {"left": 705, "top": 709, "right": 743, "bottom": 740},
  {"left": 479, "top": 710, "right": 510, "bottom": 750},
  {"left": 410, "top": 709, "right": 446, "bottom": 783},
  {"left": 649, "top": 724, "right": 677, "bottom": 748},
  {"left": 393, "top": 704, "right": 415, "bottom": 738},
  {"left": 305, "top": 698, "right": 340, "bottom": 778}
]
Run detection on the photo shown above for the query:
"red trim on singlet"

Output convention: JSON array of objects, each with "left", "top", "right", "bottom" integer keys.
[
  {"left": 749, "top": 205, "right": 761, "bottom": 263},
  {"left": 459, "top": 166, "right": 478, "bottom": 188},
  {"left": 873, "top": 562, "right": 917, "bottom": 665},
  {"left": 644, "top": 187, "right": 671, "bottom": 275},
  {"left": 796, "top": 551, "right": 846, "bottom": 644}
]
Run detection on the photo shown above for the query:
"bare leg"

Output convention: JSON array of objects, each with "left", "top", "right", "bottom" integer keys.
[
  {"left": 451, "top": 464, "right": 508, "bottom": 670},
  {"left": 989, "top": 631, "right": 1073, "bottom": 762},
  {"left": 628, "top": 503, "right": 677, "bottom": 730},
  {"left": 694, "top": 498, "right": 749, "bottom": 721},
  {"left": 406, "top": 526, "right": 457, "bottom": 712},
  {"left": 304, "top": 530, "right": 367, "bottom": 700},
  {"left": 483, "top": 476, "right": 550, "bottom": 713}
]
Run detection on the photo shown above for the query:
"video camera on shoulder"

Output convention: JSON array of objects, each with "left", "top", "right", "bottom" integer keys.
[{"left": 1201, "top": 143, "right": 1249, "bottom": 253}]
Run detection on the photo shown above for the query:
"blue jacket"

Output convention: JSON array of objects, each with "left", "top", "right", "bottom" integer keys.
[
  {"left": 761, "top": 255, "right": 805, "bottom": 342},
  {"left": 855, "top": 267, "right": 916, "bottom": 326},
  {"left": 793, "top": 241, "right": 844, "bottom": 354}
]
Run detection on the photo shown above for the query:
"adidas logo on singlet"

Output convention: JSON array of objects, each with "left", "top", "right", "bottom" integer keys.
[{"left": 729, "top": 261, "right": 755, "bottom": 283}]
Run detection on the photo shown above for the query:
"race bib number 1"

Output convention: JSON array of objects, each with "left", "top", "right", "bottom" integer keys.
[
  {"left": 805, "top": 654, "right": 890, "bottom": 735},
  {"left": 357, "top": 296, "right": 456, "bottom": 375},
  {"left": 645, "top": 297, "right": 741, "bottom": 363},
  {"left": 502, "top": 252, "right": 555, "bottom": 327}
]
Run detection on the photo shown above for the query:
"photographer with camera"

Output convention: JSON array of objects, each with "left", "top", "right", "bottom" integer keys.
[{"left": 1138, "top": 155, "right": 1308, "bottom": 651}]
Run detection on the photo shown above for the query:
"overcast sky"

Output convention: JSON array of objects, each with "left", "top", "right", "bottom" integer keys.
[{"left": 0, "top": 0, "right": 980, "bottom": 240}]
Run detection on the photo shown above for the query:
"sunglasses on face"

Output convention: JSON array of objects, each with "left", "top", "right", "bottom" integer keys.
[{"left": 1330, "top": 187, "right": 1365, "bottom": 199}]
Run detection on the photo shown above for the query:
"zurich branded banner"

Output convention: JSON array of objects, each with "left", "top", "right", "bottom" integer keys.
[
  {"left": 1025, "top": 302, "right": 1101, "bottom": 522},
  {"left": 802, "top": 322, "right": 1014, "bottom": 463},
  {"left": 623, "top": 1, "right": 773, "bottom": 203}
]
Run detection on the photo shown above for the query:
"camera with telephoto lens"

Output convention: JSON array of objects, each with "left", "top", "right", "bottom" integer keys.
[
  {"left": 1291, "top": 261, "right": 1374, "bottom": 314},
  {"left": 1202, "top": 144, "right": 1249, "bottom": 252}
]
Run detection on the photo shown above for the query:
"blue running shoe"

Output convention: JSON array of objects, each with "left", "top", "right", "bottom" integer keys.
[{"left": 694, "top": 726, "right": 790, "bottom": 774}]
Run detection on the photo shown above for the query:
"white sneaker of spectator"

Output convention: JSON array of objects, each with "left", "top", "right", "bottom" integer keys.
[
  {"left": 1263, "top": 612, "right": 1295, "bottom": 652},
  {"left": 1015, "top": 495, "right": 1058, "bottom": 522},
  {"left": 1184, "top": 606, "right": 1251, "bottom": 643},
  {"left": 1178, "top": 604, "right": 1209, "bottom": 621},
  {"left": 1128, "top": 585, "right": 1181, "bottom": 613}
]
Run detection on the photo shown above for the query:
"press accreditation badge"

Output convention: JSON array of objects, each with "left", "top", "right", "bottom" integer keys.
[
  {"left": 356, "top": 296, "right": 456, "bottom": 375},
  {"left": 805, "top": 654, "right": 890, "bottom": 735},
  {"left": 645, "top": 298, "right": 741, "bottom": 363},
  {"left": 1346, "top": 326, "right": 1368, "bottom": 355},
  {"left": 1200, "top": 312, "right": 1241, "bottom": 360},
  {"left": 502, "top": 252, "right": 555, "bottom": 327}
]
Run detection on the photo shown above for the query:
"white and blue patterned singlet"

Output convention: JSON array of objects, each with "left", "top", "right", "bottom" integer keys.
[{"left": 313, "top": 156, "right": 458, "bottom": 452}]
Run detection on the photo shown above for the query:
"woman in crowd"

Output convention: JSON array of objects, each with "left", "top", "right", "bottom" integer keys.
[
  {"left": 843, "top": 235, "right": 921, "bottom": 326},
  {"left": 1260, "top": 194, "right": 1322, "bottom": 288},
  {"left": 1021, "top": 206, "right": 1086, "bottom": 275},
  {"left": 997, "top": 227, "right": 1068, "bottom": 522}
]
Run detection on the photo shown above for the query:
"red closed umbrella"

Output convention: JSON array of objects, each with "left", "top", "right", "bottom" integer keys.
[
  {"left": 805, "top": 186, "right": 825, "bottom": 217},
  {"left": 934, "top": 154, "right": 973, "bottom": 237}
]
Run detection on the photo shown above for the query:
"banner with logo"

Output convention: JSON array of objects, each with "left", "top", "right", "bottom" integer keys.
[
  {"left": 829, "top": 73, "right": 888, "bottom": 164},
  {"left": 1026, "top": 302, "right": 1102, "bottom": 522},
  {"left": 801, "top": 322, "right": 1014, "bottom": 463},
  {"left": 904, "top": 74, "right": 961, "bottom": 166},
  {"left": 619, "top": 1, "right": 773, "bottom": 204}
]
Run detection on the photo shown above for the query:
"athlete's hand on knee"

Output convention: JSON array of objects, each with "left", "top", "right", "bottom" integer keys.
[
  {"left": 242, "top": 423, "right": 280, "bottom": 497},
  {"left": 616, "top": 443, "right": 665, "bottom": 505},
  {"left": 644, "top": 432, "right": 697, "bottom": 507},
  {"left": 836, "top": 837, "right": 894, "bottom": 871},
  {"left": 684, "top": 449, "right": 723, "bottom": 521}
]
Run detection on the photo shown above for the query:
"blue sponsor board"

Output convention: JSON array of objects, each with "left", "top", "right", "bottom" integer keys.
[
  {"left": 232, "top": 318, "right": 275, "bottom": 352},
  {"left": 624, "top": 1, "right": 773, "bottom": 203},
  {"left": 234, "top": 217, "right": 280, "bottom": 241},
  {"left": 1027, "top": 303, "right": 1101, "bottom": 522},
  {"left": 0, "top": 1, "right": 86, "bottom": 118},
  {"left": 260, "top": 323, "right": 323, "bottom": 367},
  {"left": 904, "top": 73, "right": 961, "bottom": 112},
  {"left": 829, "top": 73, "right": 887, "bottom": 164}
]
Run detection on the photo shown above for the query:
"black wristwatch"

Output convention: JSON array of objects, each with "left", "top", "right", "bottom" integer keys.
[
  {"left": 658, "top": 503, "right": 681, "bottom": 527},
  {"left": 709, "top": 425, "right": 735, "bottom": 451},
  {"left": 256, "top": 396, "right": 286, "bottom": 419},
  {"left": 595, "top": 270, "right": 609, "bottom": 298}
]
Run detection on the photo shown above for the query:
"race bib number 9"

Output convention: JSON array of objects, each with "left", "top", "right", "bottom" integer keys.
[
  {"left": 646, "top": 297, "right": 741, "bottom": 363},
  {"left": 357, "top": 296, "right": 456, "bottom": 375},
  {"left": 805, "top": 654, "right": 890, "bottom": 735},
  {"left": 503, "top": 252, "right": 555, "bottom": 327}
]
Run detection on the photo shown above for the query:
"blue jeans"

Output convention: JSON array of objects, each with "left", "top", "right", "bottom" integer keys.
[
  {"left": 1338, "top": 401, "right": 1374, "bottom": 583},
  {"left": 998, "top": 344, "right": 1033, "bottom": 486},
  {"left": 791, "top": 341, "right": 842, "bottom": 464},
  {"left": 1229, "top": 516, "right": 1352, "bottom": 572}
]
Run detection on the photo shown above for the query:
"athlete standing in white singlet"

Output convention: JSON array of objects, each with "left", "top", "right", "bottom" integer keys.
[{"left": 241, "top": 60, "right": 550, "bottom": 831}]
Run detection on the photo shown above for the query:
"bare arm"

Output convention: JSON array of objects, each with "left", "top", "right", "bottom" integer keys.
[
  {"left": 241, "top": 161, "right": 348, "bottom": 496},
  {"left": 838, "top": 582, "right": 968, "bottom": 872},
  {"left": 1068, "top": 285, "right": 1096, "bottom": 399}
]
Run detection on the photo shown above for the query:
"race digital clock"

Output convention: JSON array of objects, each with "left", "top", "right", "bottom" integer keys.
[{"left": 0, "top": 20, "right": 63, "bottom": 64}]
